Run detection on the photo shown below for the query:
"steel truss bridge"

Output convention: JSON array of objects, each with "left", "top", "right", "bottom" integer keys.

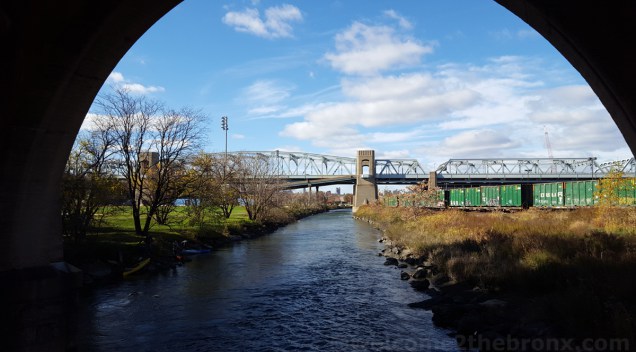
[
  {"left": 434, "top": 157, "right": 636, "bottom": 187},
  {"left": 220, "top": 151, "right": 427, "bottom": 188},
  {"left": 218, "top": 151, "right": 636, "bottom": 189}
]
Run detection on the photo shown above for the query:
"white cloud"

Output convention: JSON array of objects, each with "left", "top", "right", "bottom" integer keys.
[
  {"left": 491, "top": 28, "right": 540, "bottom": 41},
  {"left": 368, "top": 130, "right": 424, "bottom": 144},
  {"left": 80, "top": 113, "right": 102, "bottom": 131},
  {"left": 231, "top": 134, "right": 245, "bottom": 140},
  {"left": 281, "top": 120, "right": 358, "bottom": 142},
  {"left": 121, "top": 83, "right": 165, "bottom": 94},
  {"left": 491, "top": 29, "right": 513, "bottom": 41},
  {"left": 517, "top": 29, "right": 539, "bottom": 39},
  {"left": 273, "top": 145, "right": 303, "bottom": 152},
  {"left": 526, "top": 85, "right": 626, "bottom": 153},
  {"left": 222, "top": 8, "right": 267, "bottom": 37},
  {"left": 324, "top": 21, "right": 434, "bottom": 75},
  {"left": 242, "top": 80, "right": 295, "bottom": 117},
  {"left": 106, "top": 71, "right": 165, "bottom": 94},
  {"left": 377, "top": 149, "right": 411, "bottom": 159},
  {"left": 248, "top": 105, "right": 285, "bottom": 116},
  {"left": 279, "top": 69, "right": 482, "bottom": 142},
  {"left": 244, "top": 80, "right": 292, "bottom": 103},
  {"left": 222, "top": 4, "right": 303, "bottom": 39},
  {"left": 383, "top": 10, "right": 413, "bottom": 30},
  {"left": 437, "top": 129, "right": 521, "bottom": 157},
  {"left": 278, "top": 54, "right": 629, "bottom": 162},
  {"left": 107, "top": 72, "right": 124, "bottom": 83}
]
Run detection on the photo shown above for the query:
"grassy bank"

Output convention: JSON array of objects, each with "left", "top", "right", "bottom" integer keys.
[
  {"left": 64, "top": 204, "right": 330, "bottom": 273},
  {"left": 357, "top": 205, "right": 636, "bottom": 343}
]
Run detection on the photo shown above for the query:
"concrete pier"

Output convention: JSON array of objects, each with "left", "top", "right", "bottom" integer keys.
[{"left": 352, "top": 150, "right": 378, "bottom": 213}]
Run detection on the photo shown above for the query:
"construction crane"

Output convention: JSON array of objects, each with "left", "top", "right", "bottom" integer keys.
[
  {"left": 544, "top": 126, "right": 555, "bottom": 173},
  {"left": 544, "top": 126, "right": 554, "bottom": 159}
]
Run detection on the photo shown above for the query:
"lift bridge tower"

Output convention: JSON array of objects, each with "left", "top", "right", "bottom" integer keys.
[{"left": 353, "top": 150, "right": 378, "bottom": 213}]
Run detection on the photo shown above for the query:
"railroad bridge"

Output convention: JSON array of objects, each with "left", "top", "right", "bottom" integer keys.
[
  {"left": 218, "top": 150, "right": 636, "bottom": 212},
  {"left": 3, "top": 1, "right": 636, "bottom": 350}
]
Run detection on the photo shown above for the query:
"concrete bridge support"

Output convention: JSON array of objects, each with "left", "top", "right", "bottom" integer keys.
[
  {"left": 428, "top": 172, "right": 438, "bottom": 189},
  {"left": 352, "top": 150, "right": 378, "bottom": 213},
  {"left": 0, "top": 1, "right": 182, "bottom": 350}
]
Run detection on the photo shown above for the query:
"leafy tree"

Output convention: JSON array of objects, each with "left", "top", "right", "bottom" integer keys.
[
  {"left": 343, "top": 193, "right": 353, "bottom": 204},
  {"left": 596, "top": 168, "right": 625, "bottom": 207},
  {"left": 208, "top": 153, "right": 240, "bottom": 219},
  {"left": 183, "top": 152, "right": 238, "bottom": 227},
  {"left": 400, "top": 182, "right": 441, "bottom": 207},
  {"left": 232, "top": 154, "right": 284, "bottom": 221},
  {"left": 594, "top": 168, "right": 635, "bottom": 230}
]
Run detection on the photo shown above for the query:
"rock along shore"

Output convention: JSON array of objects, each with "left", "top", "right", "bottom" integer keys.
[{"left": 356, "top": 216, "right": 569, "bottom": 352}]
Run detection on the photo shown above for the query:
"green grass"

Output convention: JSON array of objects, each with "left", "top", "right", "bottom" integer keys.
[
  {"left": 65, "top": 202, "right": 329, "bottom": 271},
  {"left": 94, "top": 205, "right": 250, "bottom": 234},
  {"left": 65, "top": 205, "right": 254, "bottom": 265}
]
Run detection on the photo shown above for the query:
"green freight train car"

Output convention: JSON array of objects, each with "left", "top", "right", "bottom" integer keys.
[
  {"left": 501, "top": 184, "right": 532, "bottom": 207},
  {"left": 438, "top": 189, "right": 448, "bottom": 207},
  {"left": 617, "top": 178, "right": 636, "bottom": 205},
  {"left": 381, "top": 178, "right": 635, "bottom": 209},
  {"left": 447, "top": 184, "right": 531, "bottom": 208},
  {"left": 533, "top": 182, "right": 564, "bottom": 207},
  {"left": 480, "top": 186, "right": 501, "bottom": 207},
  {"left": 465, "top": 188, "right": 481, "bottom": 206},
  {"left": 564, "top": 180, "right": 597, "bottom": 206},
  {"left": 449, "top": 188, "right": 466, "bottom": 207}
]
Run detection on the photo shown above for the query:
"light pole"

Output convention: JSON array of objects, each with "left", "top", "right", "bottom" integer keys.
[{"left": 221, "top": 116, "right": 228, "bottom": 178}]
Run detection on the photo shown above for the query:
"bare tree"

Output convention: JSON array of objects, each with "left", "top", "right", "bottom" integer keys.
[
  {"left": 232, "top": 154, "right": 284, "bottom": 221},
  {"left": 61, "top": 127, "right": 122, "bottom": 240},
  {"left": 94, "top": 88, "right": 203, "bottom": 237},
  {"left": 143, "top": 107, "right": 202, "bottom": 228}
]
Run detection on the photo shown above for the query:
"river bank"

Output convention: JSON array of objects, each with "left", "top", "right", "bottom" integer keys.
[
  {"left": 77, "top": 209, "right": 457, "bottom": 351},
  {"left": 65, "top": 205, "right": 345, "bottom": 288},
  {"left": 356, "top": 205, "right": 636, "bottom": 351}
]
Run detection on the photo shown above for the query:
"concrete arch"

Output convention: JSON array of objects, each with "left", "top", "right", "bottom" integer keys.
[
  {"left": 2, "top": 0, "right": 635, "bottom": 271},
  {"left": 0, "top": 0, "right": 182, "bottom": 271},
  {"left": 1, "top": 1, "right": 635, "bottom": 349}
]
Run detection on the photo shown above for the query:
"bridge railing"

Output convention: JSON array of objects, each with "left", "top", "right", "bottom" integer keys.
[
  {"left": 375, "top": 159, "right": 427, "bottom": 178},
  {"left": 595, "top": 157, "right": 636, "bottom": 176},
  {"left": 104, "top": 151, "right": 634, "bottom": 182},
  {"left": 214, "top": 151, "right": 357, "bottom": 177},
  {"left": 435, "top": 157, "right": 636, "bottom": 179}
]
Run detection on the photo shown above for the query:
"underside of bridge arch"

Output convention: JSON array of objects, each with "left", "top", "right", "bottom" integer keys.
[{"left": 1, "top": 1, "right": 636, "bottom": 349}]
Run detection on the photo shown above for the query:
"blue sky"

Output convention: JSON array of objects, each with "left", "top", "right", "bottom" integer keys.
[{"left": 87, "top": 0, "right": 632, "bottom": 172}]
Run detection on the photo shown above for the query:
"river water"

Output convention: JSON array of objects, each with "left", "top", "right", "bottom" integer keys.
[{"left": 78, "top": 209, "right": 457, "bottom": 351}]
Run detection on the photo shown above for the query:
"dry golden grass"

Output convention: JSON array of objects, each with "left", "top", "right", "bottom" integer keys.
[
  {"left": 357, "top": 205, "right": 636, "bottom": 286},
  {"left": 358, "top": 204, "right": 636, "bottom": 339}
]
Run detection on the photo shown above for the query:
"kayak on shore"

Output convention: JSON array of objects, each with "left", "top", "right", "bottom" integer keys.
[{"left": 123, "top": 258, "right": 151, "bottom": 278}]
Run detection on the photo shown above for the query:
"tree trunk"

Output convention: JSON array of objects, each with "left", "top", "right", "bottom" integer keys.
[
  {"left": 132, "top": 205, "right": 143, "bottom": 235},
  {"left": 142, "top": 208, "right": 154, "bottom": 235}
]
